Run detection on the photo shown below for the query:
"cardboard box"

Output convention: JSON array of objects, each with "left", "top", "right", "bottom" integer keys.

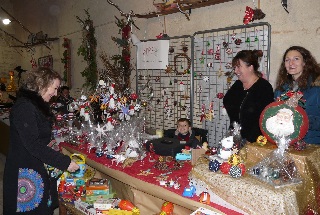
[
  {"left": 93, "top": 198, "right": 120, "bottom": 210},
  {"left": 85, "top": 194, "right": 115, "bottom": 204},
  {"left": 86, "top": 178, "right": 110, "bottom": 195},
  {"left": 191, "top": 148, "right": 206, "bottom": 165}
]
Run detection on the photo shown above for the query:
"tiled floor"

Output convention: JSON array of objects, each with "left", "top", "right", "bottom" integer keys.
[{"left": 0, "top": 154, "right": 59, "bottom": 215}]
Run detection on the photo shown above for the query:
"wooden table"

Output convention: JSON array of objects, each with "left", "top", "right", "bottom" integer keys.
[{"left": 59, "top": 145, "right": 234, "bottom": 215}]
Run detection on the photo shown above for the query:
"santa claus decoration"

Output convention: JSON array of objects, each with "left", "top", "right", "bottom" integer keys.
[{"left": 259, "top": 92, "right": 309, "bottom": 145}]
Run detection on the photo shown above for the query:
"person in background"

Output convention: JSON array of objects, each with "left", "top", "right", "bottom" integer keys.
[
  {"left": 174, "top": 118, "right": 200, "bottom": 148},
  {"left": 56, "top": 85, "right": 74, "bottom": 114},
  {"left": 3, "top": 67, "right": 79, "bottom": 214},
  {"left": 274, "top": 46, "right": 320, "bottom": 144},
  {"left": 223, "top": 50, "right": 274, "bottom": 143}
]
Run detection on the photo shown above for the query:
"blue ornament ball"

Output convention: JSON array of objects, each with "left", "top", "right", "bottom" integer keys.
[{"left": 209, "top": 159, "right": 221, "bottom": 172}]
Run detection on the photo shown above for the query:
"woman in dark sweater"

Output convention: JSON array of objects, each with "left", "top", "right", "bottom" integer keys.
[
  {"left": 223, "top": 50, "right": 274, "bottom": 143},
  {"left": 3, "top": 67, "right": 79, "bottom": 214}
]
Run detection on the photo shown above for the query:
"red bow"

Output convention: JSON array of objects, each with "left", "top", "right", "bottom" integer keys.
[{"left": 243, "top": 6, "right": 254, "bottom": 25}]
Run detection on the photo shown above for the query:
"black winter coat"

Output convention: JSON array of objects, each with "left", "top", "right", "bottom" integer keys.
[
  {"left": 223, "top": 78, "right": 274, "bottom": 143},
  {"left": 3, "top": 89, "right": 71, "bottom": 214}
]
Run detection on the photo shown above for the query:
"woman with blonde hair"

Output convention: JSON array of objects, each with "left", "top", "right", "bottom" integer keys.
[{"left": 3, "top": 67, "right": 79, "bottom": 214}]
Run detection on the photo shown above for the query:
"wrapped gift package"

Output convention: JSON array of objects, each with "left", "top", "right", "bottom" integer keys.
[{"left": 191, "top": 142, "right": 320, "bottom": 214}]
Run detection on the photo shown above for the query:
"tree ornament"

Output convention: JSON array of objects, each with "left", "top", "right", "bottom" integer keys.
[
  {"left": 228, "top": 154, "right": 241, "bottom": 166},
  {"left": 174, "top": 53, "right": 191, "bottom": 75},
  {"left": 209, "top": 159, "right": 220, "bottom": 172},
  {"left": 238, "top": 163, "right": 246, "bottom": 176},
  {"left": 220, "top": 162, "right": 231, "bottom": 174},
  {"left": 200, "top": 104, "right": 206, "bottom": 122},
  {"left": 109, "top": 83, "right": 115, "bottom": 94},
  {"left": 30, "top": 57, "right": 37, "bottom": 68},
  {"left": 221, "top": 106, "right": 227, "bottom": 116},
  {"left": 108, "top": 95, "right": 115, "bottom": 109},
  {"left": 243, "top": 6, "right": 254, "bottom": 25},
  {"left": 105, "top": 115, "right": 114, "bottom": 131},
  {"left": 160, "top": 201, "right": 174, "bottom": 215},
  {"left": 229, "top": 165, "right": 242, "bottom": 178},
  {"left": 216, "top": 93, "right": 224, "bottom": 99},
  {"left": 214, "top": 45, "right": 221, "bottom": 60},
  {"left": 179, "top": 81, "right": 185, "bottom": 91}
]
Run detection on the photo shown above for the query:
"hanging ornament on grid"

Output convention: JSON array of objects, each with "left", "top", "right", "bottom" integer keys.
[
  {"left": 30, "top": 57, "right": 37, "bottom": 68},
  {"left": 179, "top": 81, "right": 185, "bottom": 91},
  {"left": 200, "top": 104, "right": 206, "bottom": 122},
  {"left": 207, "top": 49, "right": 214, "bottom": 55},
  {"left": 221, "top": 106, "right": 227, "bottom": 116},
  {"left": 214, "top": 45, "right": 221, "bottom": 60},
  {"left": 218, "top": 69, "right": 224, "bottom": 78},
  {"left": 199, "top": 56, "right": 205, "bottom": 65},
  {"left": 232, "top": 31, "right": 236, "bottom": 40},
  {"left": 243, "top": 6, "right": 254, "bottom": 25},
  {"left": 165, "top": 106, "right": 172, "bottom": 119},
  {"left": 206, "top": 102, "right": 214, "bottom": 121},
  {"left": 185, "top": 106, "right": 190, "bottom": 119}
]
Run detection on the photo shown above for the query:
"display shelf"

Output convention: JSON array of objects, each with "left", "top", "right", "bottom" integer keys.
[{"left": 134, "top": 0, "right": 234, "bottom": 18}]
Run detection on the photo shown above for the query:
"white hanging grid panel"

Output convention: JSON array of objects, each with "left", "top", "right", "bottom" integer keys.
[
  {"left": 136, "top": 36, "right": 194, "bottom": 130},
  {"left": 135, "top": 22, "right": 271, "bottom": 146},
  {"left": 192, "top": 22, "right": 271, "bottom": 146}
]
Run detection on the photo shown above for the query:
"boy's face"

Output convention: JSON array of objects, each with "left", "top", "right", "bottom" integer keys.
[
  {"left": 177, "top": 121, "right": 190, "bottom": 135},
  {"left": 62, "top": 89, "right": 69, "bottom": 97}
]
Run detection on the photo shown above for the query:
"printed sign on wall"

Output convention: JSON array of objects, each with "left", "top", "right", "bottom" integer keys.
[{"left": 137, "top": 40, "right": 169, "bottom": 70}]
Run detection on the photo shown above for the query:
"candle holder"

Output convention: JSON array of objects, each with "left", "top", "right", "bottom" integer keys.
[{"left": 6, "top": 71, "right": 16, "bottom": 92}]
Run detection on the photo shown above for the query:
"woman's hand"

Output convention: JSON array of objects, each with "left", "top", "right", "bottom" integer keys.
[{"left": 67, "top": 160, "right": 80, "bottom": 172}]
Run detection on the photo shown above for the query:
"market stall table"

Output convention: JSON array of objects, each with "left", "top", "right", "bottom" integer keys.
[
  {"left": 60, "top": 143, "right": 245, "bottom": 215},
  {"left": 191, "top": 142, "right": 320, "bottom": 214}
]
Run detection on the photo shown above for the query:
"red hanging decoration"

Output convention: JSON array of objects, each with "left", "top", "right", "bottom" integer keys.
[{"left": 243, "top": 6, "right": 254, "bottom": 25}]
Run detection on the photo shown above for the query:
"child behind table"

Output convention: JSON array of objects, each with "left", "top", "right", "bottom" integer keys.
[{"left": 174, "top": 118, "right": 200, "bottom": 149}]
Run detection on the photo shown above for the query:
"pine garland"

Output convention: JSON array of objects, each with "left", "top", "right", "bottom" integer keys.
[
  {"left": 100, "top": 16, "right": 133, "bottom": 93},
  {"left": 61, "top": 38, "right": 71, "bottom": 86},
  {"left": 76, "top": 9, "right": 98, "bottom": 90}
]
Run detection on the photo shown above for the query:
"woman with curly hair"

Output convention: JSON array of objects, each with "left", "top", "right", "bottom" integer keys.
[
  {"left": 3, "top": 67, "right": 79, "bottom": 214},
  {"left": 274, "top": 46, "right": 320, "bottom": 144}
]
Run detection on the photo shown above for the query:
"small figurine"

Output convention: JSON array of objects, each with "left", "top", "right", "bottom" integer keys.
[
  {"left": 160, "top": 201, "right": 174, "bottom": 215},
  {"left": 182, "top": 185, "right": 196, "bottom": 198},
  {"left": 199, "top": 191, "right": 210, "bottom": 204}
]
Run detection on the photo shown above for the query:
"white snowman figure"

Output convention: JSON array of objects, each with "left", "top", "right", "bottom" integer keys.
[{"left": 218, "top": 136, "right": 234, "bottom": 160}]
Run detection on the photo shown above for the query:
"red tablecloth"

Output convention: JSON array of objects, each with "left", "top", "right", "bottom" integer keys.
[{"left": 61, "top": 142, "right": 243, "bottom": 215}]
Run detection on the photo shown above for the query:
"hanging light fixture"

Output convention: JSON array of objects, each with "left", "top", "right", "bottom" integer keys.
[{"left": 2, "top": 18, "right": 11, "bottom": 25}]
